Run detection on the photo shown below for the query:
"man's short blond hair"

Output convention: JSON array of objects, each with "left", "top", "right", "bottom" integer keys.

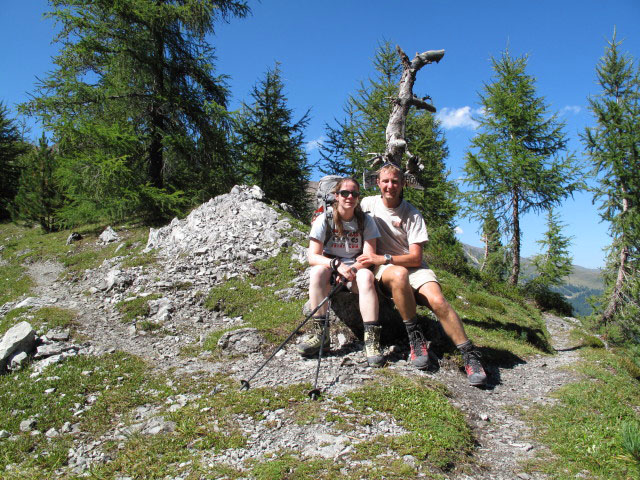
[{"left": 377, "top": 162, "right": 404, "bottom": 182}]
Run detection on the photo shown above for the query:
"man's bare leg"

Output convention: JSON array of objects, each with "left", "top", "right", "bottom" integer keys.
[
  {"left": 416, "top": 281, "right": 468, "bottom": 346},
  {"left": 379, "top": 266, "right": 417, "bottom": 321},
  {"left": 379, "top": 265, "right": 430, "bottom": 369},
  {"left": 416, "top": 281, "right": 487, "bottom": 386}
]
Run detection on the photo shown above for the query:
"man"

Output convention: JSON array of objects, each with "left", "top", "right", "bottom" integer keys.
[{"left": 357, "top": 163, "right": 487, "bottom": 387}]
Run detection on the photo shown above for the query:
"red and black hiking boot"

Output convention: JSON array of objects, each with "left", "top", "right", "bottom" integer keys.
[
  {"left": 406, "top": 322, "right": 431, "bottom": 370},
  {"left": 461, "top": 346, "right": 487, "bottom": 387}
]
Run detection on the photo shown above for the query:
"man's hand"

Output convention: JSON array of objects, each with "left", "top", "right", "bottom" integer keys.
[{"left": 356, "top": 252, "right": 384, "bottom": 267}]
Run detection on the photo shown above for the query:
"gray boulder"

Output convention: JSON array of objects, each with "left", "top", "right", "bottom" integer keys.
[
  {"left": 0, "top": 322, "right": 37, "bottom": 371},
  {"left": 98, "top": 226, "right": 120, "bottom": 244}
]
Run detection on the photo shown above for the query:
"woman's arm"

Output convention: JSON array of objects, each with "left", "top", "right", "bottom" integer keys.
[
  {"left": 308, "top": 238, "right": 356, "bottom": 281},
  {"left": 307, "top": 238, "right": 331, "bottom": 267}
]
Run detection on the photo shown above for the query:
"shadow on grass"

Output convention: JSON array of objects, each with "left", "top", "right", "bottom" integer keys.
[{"left": 461, "top": 316, "right": 553, "bottom": 354}]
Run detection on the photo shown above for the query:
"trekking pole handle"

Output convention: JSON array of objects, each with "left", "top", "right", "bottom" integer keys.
[{"left": 330, "top": 258, "right": 341, "bottom": 271}]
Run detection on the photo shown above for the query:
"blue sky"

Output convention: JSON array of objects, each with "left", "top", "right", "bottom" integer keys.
[{"left": 2, "top": 0, "right": 639, "bottom": 269}]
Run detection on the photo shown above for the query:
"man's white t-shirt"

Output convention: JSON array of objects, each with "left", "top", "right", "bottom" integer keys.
[{"left": 360, "top": 195, "right": 429, "bottom": 258}]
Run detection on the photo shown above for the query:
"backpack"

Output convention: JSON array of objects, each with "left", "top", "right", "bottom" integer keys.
[{"left": 311, "top": 175, "right": 364, "bottom": 246}]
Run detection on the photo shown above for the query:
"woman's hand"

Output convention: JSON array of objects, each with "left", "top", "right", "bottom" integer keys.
[{"left": 336, "top": 263, "right": 357, "bottom": 282}]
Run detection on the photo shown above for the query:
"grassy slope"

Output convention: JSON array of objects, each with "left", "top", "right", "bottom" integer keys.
[{"left": 1, "top": 221, "right": 638, "bottom": 479}]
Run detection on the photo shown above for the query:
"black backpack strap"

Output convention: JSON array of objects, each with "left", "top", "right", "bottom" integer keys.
[{"left": 323, "top": 209, "right": 334, "bottom": 246}]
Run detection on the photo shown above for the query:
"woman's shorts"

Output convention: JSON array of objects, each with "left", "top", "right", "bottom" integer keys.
[{"left": 373, "top": 264, "right": 439, "bottom": 291}]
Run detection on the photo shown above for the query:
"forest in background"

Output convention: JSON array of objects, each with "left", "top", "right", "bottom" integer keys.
[{"left": 0, "top": 0, "right": 638, "bottom": 345}]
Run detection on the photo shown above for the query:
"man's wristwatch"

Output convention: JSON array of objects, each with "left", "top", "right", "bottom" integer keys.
[{"left": 384, "top": 254, "right": 392, "bottom": 265}]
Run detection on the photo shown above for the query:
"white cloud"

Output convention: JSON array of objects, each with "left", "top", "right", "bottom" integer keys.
[
  {"left": 559, "top": 105, "right": 581, "bottom": 116},
  {"left": 454, "top": 226, "right": 464, "bottom": 235},
  {"left": 306, "top": 135, "right": 326, "bottom": 152},
  {"left": 436, "top": 106, "right": 480, "bottom": 130}
]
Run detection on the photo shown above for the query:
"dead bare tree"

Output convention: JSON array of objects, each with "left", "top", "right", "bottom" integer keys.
[{"left": 367, "top": 46, "right": 445, "bottom": 186}]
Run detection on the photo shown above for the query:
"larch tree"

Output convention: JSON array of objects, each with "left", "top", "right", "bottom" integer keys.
[
  {"left": 0, "top": 102, "right": 28, "bottom": 219},
  {"left": 480, "top": 206, "right": 508, "bottom": 281},
  {"left": 530, "top": 209, "right": 573, "bottom": 288},
  {"left": 13, "top": 134, "right": 64, "bottom": 232},
  {"left": 583, "top": 32, "right": 640, "bottom": 332},
  {"left": 21, "top": 0, "right": 249, "bottom": 223},
  {"left": 233, "top": 63, "right": 311, "bottom": 216},
  {"left": 463, "top": 49, "right": 583, "bottom": 285}
]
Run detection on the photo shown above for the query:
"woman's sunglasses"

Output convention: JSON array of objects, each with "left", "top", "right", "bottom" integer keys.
[{"left": 338, "top": 190, "right": 360, "bottom": 198}]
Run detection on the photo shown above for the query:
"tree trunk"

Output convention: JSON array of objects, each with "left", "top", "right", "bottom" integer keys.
[
  {"left": 383, "top": 47, "right": 444, "bottom": 166},
  {"left": 148, "top": 27, "right": 166, "bottom": 189},
  {"left": 509, "top": 190, "right": 521, "bottom": 285},
  {"left": 480, "top": 234, "right": 488, "bottom": 272},
  {"left": 602, "top": 193, "right": 630, "bottom": 323}
]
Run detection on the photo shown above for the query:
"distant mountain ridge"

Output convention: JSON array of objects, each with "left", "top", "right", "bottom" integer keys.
[{"left": 461, "top": 243, "right": 604, "bottom": 317}]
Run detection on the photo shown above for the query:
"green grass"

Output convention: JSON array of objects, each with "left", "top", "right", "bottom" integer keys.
[
  {"left": 0, "top": 352, "right": 160, "bottom": 477},
  {"left": 204, "top": 248, "right": 307, "bottom": 346},
  {"left": 436, "top": 270, "right": 553, "bottom": 362},
  {"left": 115, "top": 294, "right": 162, "bottom": 322},
  {"left": 0, "top": 222, "right": 145, "bottom": 278},
  {"left": 0, "top": 263, "right": 33, "bottom": 305},
  {"left": 91, "top": 374, "right": 311, "bottom": 480},
  {"left": 346, "top": 372, "right": 473, "bottom": 470},
  {"left": 528, "top": 346, "right": 640, "bottom": 479},
  {"left": 0, "top": 306, "right": 76, "bottom": 337}
]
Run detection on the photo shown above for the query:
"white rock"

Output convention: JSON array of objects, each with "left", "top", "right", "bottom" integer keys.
[
  {"left": 98, "top": 226, "right": 120, "bottom": 244},
  {"left": 0, "top": 321, "right": 36, "bottom": 370}
]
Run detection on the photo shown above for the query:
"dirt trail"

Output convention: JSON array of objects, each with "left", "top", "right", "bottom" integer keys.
[{"left": 25, "top": 259, "right": 583, "bottom": 478}]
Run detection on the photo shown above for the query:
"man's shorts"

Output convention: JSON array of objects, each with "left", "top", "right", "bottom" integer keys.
[{"left": 373, "top": 264, "right": 439, "bottom": 291}]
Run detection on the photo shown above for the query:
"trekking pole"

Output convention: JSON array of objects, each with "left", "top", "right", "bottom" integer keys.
[
  {"left": 308, "top": 298, "right": 332, "bottom": 400},
  {"left": 240, "top": 279, "right": 345, "bottom": 391},
  {"left": 308, "top": 267, "right": 356, "bottom": 400}
]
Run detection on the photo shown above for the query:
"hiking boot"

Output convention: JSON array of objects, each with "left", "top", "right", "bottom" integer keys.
[
  {"left": 406, "top": 322, "right": 431, "bottom": 370},
  {"left": 364, "top": 324, "right": 385, "bottom": 368},
  {"left": 461, "top": 346, "right": 487, "bottom": 387},
  {"left": 297, "top": 317, "right": 330, "bottom": 356}
]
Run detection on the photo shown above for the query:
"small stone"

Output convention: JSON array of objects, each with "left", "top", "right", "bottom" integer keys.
[
  {"left": 480, "top": 413, "right": 490, "bottom": 421},
  {"left": 9, "top": 351, "right": 28, "bottom": 370},
  {"left": 0, "top": 430, "right": 10, "bottom": 438},
  {"left": 48, "top": 330, "right": 70, "bottom": 342},
  {"left": 45, "top": 428, "right": 59, "bottom": 438},
  {"left": 45, "top": 388, "right": 56, "bottom": 394},
  {"left": 20, "top": 418, "right": 36, "bottom": 432}
]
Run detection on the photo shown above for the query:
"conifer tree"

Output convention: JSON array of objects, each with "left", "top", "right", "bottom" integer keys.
[
  {"left": 21, "top": 0, "right": 249, "bottom": 223},
  {"left": 464, "top": 49, "right": 583, "bottom": 285},
  {"left": 13, "top": 134, "right": 63, "bottom": 232},
  {"left": 0, "top": 102, "right": 28, "bottom": 219},
  {"left": 480, "top": 207, "right": 508, "bottom": 281},
  {"left": 583, "top": 33, "right": 640, "bottom": 330},
  {"left": 531, "top": 209, "right": 573, "bottom": 288},
  {"left": 234, "top": 63, "right": 311, "bottom": 216}
]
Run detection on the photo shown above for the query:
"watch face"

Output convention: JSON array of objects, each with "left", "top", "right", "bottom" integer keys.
[{"left": 385, "top": 254, "right": 392, "bottom": 264}]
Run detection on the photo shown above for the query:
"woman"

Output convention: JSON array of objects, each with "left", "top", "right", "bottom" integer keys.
[{"left": 298, "top": 177, "right": 385, "bottom": 367}]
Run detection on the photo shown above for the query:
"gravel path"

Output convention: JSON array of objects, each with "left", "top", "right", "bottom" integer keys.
[{"left": 23, "top": 257, "right": 583, "bottom": 478}]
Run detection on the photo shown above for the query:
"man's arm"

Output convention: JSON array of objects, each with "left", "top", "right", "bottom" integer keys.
[{"left": 356, "top": 243, "right": 423, "bottom": 268}]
